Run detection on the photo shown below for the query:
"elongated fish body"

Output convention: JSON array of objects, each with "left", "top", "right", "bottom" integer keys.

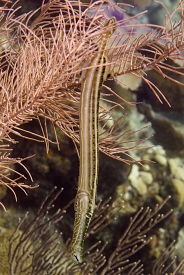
[{"left": 70, "top": 17, "right": 115, "bottom": 263}]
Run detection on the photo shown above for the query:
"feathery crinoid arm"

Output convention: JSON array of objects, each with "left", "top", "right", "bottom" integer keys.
[{"left": 1, "top": 0, "right": 184, "bottom": 206}]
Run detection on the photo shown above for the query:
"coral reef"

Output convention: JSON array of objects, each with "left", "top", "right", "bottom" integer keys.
[
  {"left": 0, "top": 226, "right": 32, "bottom": 275},
  {"left": 0, "top": 0, "right": 184, "bottom": 273},
  {"left": 5, "top": 188, "right": 184, "bottom": 275}
]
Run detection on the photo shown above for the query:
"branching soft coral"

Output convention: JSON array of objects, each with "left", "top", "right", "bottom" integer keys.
[{"left": 0, "top": 0, "right": 184, "bottom": 206}]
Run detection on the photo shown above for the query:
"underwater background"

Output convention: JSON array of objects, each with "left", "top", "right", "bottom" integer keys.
[{"left": 0, "top": 0, "right": 184, "bottom": 274}]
